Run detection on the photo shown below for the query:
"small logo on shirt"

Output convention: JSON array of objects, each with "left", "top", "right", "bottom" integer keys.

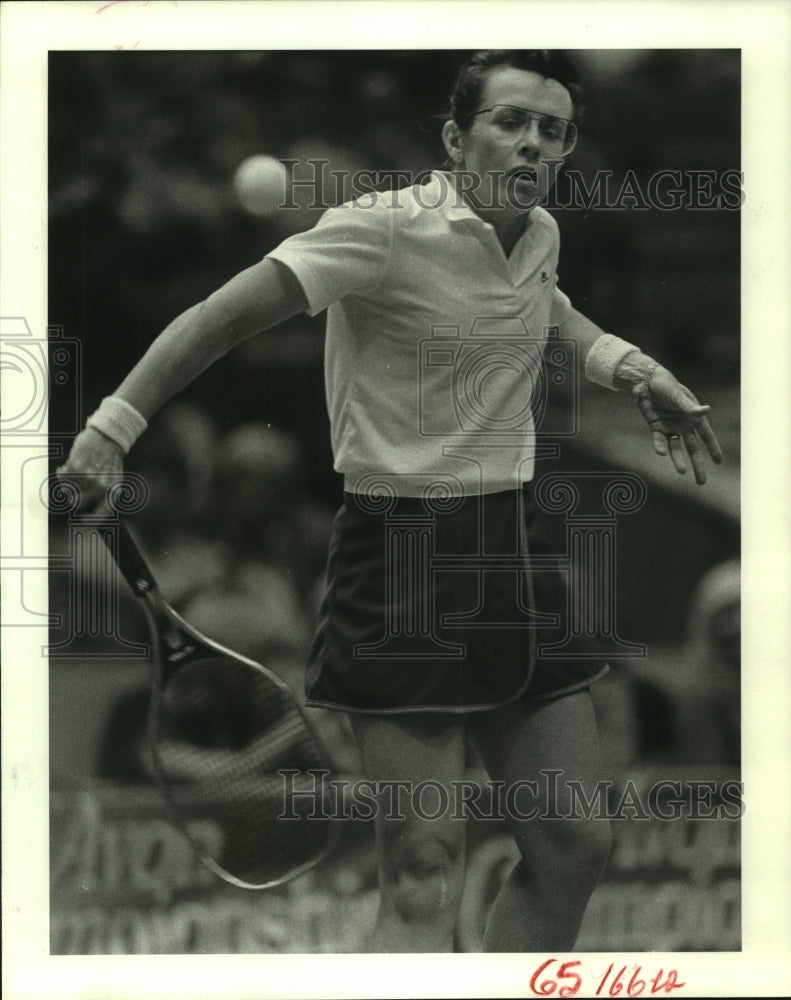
[{"left": 541, "top": 271, "right": 549, "bottom": 283}]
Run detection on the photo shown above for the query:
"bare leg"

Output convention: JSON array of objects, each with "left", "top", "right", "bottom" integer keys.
[
  {"left": 349, "top": 712, "right": 466, "bottom": 952},
  {"left": 468, "top": 690, "right": 611, "bottom": 952}
]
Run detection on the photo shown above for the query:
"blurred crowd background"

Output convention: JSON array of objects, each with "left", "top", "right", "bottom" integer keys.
[{"left": 48, "top": 49, "right": 741, "bottom": 784}]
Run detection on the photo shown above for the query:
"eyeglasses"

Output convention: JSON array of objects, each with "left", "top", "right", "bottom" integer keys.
[{"left": 465, "top": 104, "right": 578, "bottom": 155}]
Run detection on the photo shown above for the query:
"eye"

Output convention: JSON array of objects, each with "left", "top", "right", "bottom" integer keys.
[
  {"left": 539, "top": 119, "right": 564, "bottom": 141},
  {"left": 490, "top": 108, "right": 526, "bottom": 131}
]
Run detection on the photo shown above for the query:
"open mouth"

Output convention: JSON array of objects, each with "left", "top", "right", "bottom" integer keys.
[{"left": 508, "top": 167, "right": 538, "bottom": 185}]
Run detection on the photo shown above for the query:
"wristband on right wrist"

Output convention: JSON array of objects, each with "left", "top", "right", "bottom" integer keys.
[{"left": 86, "top": 396, "right": 148, "bottom": 454}]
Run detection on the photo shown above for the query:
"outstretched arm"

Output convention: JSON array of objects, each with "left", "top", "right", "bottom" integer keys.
[
  {"left": 116, "top": 259, "right": 308, "bottom": 417},
  {"left": 58, "top": 259, "right": 308, "bottom": 509},
  {"left": 556, "top": 307, "right": 724, "bottom": 485}
]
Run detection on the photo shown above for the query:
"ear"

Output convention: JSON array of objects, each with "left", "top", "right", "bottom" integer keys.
[{"left": 441, "top": 119, "right": 465, "bottom": 165}]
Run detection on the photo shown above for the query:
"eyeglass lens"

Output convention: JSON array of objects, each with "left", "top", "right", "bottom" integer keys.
[{"left": 488, "top": 105, "right": 576, "bottom": 152}]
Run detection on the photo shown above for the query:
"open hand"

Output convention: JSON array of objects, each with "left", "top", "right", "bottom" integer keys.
[{"left": 633, "top": 367, "right": 723, "bottom": 485}]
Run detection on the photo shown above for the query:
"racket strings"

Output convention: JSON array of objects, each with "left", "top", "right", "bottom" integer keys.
[{"left": 150, "top": 654, "right": 336, "bottom": 886}]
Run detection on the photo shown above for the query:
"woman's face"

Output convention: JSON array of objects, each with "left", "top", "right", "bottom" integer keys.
[{"left": 445, "top": 66, "right": 574, "bottom": 220}]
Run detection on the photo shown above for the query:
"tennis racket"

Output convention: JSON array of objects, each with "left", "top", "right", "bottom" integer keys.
[{"left": 107, "top": 521, "right": 338, "bottom": 889}]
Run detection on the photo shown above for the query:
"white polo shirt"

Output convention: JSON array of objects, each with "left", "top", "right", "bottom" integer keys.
[{"left": 267, "top": 171, "right": 574, "bottom": 497}]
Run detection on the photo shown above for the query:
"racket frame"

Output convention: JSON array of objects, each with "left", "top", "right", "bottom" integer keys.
[{"left": 108, "top": 521, "right": 339, "bottom": 890}]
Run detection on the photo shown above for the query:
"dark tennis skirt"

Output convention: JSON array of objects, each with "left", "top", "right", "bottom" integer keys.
[{"left": 305, "top": 486, "right": 608, "bottom": 714}]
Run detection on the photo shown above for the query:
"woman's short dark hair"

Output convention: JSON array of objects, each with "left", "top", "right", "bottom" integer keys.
[{"left": 449, "top": 50, "right": 584, "bottom": 128}]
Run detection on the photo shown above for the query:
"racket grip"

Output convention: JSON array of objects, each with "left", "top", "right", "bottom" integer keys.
[{"left": 113, "top": 522, "right": 159, "bottom": 596}]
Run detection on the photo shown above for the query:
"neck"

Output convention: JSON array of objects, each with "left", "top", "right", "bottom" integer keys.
[
  {"left": 448, "top": 170, "right": 531, "bottom": 255},
  {"left": 490, "top": 214, "right": 529, "bottom": 256}
]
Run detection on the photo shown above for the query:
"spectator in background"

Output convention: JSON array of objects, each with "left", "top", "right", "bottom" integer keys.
[
  {"left": 645, "top": 559, "right": 740, "bottom": 766},
  {"left": 594, "top": 559, "right": 740, "bottom": 769},
  {"left": 211, "top": 423, "right": 335, "bottom": 606},
  {"left": 124, "top": 401, "right": 226, "bottom": 608}
]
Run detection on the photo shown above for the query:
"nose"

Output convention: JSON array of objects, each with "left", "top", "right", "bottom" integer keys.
[{"left": 516, "top": 117, "right": 542, "bottom": 154}]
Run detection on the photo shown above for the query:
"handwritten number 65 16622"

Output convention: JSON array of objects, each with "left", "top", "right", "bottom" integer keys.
[{"left": 528, "top": 958, "right": 686, "bottom": 997}]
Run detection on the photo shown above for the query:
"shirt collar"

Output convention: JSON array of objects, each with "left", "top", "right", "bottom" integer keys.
[
  {"left": 426, "top": 170, "right": 544, "bottom": 244},
  {"left": 425, "top": 171, "right": 488, "bottom": 225}
]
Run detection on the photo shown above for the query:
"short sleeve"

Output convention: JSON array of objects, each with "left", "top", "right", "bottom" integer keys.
[{"left": 266, "top": 196, "right": 392, "bottom": 317}]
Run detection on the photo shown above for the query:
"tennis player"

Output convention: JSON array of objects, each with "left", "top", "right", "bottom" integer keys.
[{"left": 59, "top": 50, "right": 723, "bottom": 952}]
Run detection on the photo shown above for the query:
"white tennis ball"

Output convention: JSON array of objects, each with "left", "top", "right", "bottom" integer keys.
[{"left": 233, "top": 155, "right": 288, "bottom": 216}]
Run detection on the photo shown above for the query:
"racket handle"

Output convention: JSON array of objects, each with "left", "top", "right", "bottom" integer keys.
[{"left": 114, "top": 522, "right": 159, "bottom": 597}]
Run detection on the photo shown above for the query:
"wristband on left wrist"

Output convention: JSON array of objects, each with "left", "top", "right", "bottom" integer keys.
[
  {"left": 612, "top": 353, "right": 663, "bottom": 397},
  {"left": 634, "top": 359, "right": 662, "bottom": 400},
  {"left": 584, "top": 334, "right": 639, "bottom": 390}
]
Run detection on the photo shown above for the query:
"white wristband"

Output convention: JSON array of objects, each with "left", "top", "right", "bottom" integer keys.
[
  {"left": 86, "top": 396, "right": 148, "bottom": 454},
  {"left": 583, "top": 334, "right": 639, "bottom": 391}
]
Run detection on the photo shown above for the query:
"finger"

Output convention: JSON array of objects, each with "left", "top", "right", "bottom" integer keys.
[
  {"left": 655, "top": 380, "right": 713, "bottom": 418},
  {"left": 676, "top": 383, "right": 708, "bottom": 408},
  {"left": 652, "top": 430, "right": 669, "bottom": 456},
  {"left": 673, "top": 389, "right": 711, "bottom": 415},
  {"left": 697, "top": 416, "right": 724, "bottom": 464},
  {"left": 54, "top": 472, "right": 108, "bottom": 515},
  {"left": 683, "top": 430, "right": 708, "bottom": 486},
  {"left": 666, "top": 435, "right": 688, "bottom": 476},
  {"left": 677, "top": 383, "right": 699, "bottom": 403}
]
